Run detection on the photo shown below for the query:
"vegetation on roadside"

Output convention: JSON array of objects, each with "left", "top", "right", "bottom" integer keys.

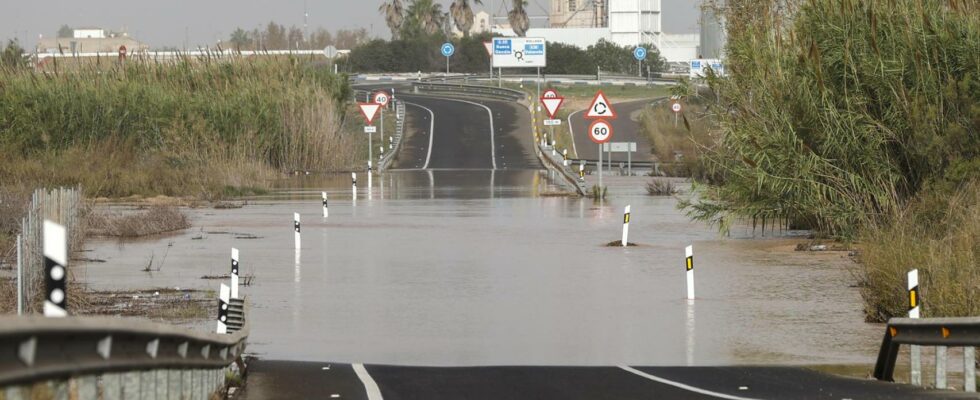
[
  {"left": 687, "top": 0, "right": 979, "bottom": 320},
  {"left": 639, "top": 92, "right": 715, "bottom": 178},
  {"left": 646, "top": 179, "right": 677, "bottom": 196},
  {"left": 0, "top": 56, "right": 355, "bottom": 199},
  {"left": 88, "top": 206, "right": 191, "bottom": 238}
]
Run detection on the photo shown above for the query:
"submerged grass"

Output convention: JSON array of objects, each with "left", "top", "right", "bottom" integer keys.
[
  {"left": 0, "top": 57, "right": 356, "bottom": 199},
  {"left": 88, "top": 206, "right": 191, "bottom": 238}
]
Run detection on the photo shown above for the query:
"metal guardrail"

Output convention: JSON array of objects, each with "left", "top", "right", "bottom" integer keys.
[
  {"left": 537, "top": 143, "right": 587, "bottom": 196},
  {"left": 378, "top": 100, "right": 406, "bottom": 171},
  {"left": 874, "top": 317, "right": 978, "bottom": 392},
  {"left": 411, "top": 82, "right": 525, "bottom": 101},
  {"left": 0, "top": 299, "right": 248, "bottom": 395}
]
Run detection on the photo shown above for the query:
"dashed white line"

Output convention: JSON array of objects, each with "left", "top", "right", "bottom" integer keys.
[
  {"left": 353, "top": 363, "right": 384, "bottom": 400},
  {"left": 405, "top": 102, "right": 435, "bottom": 169},
  {"left": 618, "top": 366, "right": 760, "bottom": 400}
]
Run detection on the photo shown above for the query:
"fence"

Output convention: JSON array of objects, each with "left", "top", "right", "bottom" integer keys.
[{"left": 16, "top": 188, "right": 83, "bottom": 314}]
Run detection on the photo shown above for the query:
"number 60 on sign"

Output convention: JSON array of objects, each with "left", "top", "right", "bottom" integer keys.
[{"left": 588, "top": 119, "right": 613, "bottom": 144}]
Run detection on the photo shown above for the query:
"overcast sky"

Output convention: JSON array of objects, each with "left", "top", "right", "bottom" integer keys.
[{"left": 1, "top": 0, "right": 700, "bottom": 48}]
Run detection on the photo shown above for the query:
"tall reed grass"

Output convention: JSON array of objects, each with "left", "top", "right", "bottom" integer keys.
[
  {"left": 687, "top": 0, "right": 980, "bottom": 238},
  {"left": 0, "top": 56, "right": 355, "bottom": 198}
]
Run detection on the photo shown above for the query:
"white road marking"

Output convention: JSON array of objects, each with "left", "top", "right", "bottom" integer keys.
[
  {"left": 405, "top": 102, "right": 435, "bottom": 169},
  {"left": 618, "top": 366, "right": 760, "bottom": 400},
  {"left": 353, "top": 363, "right": 384, "bottom": 400},
  {"left": 442, "top": 98, "right": 497, "bottom": 170}
]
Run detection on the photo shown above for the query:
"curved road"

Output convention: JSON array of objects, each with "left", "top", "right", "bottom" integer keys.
[{"left": 569, "top": 98, "right": 662, "bottom": 163}]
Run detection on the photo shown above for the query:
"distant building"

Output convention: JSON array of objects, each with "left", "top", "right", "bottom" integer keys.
[
  {"left": 36, "top": 27, "right": 148, "bottom": 54},
  {"left": 550, "top": 0, "right": 606, "bottom": 28},
  {"left": 452, "top": 11, "right": 492, "bottom": 37}
]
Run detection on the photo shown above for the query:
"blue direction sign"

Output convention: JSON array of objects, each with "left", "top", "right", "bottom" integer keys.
[
  {"left": 633, "top": 47, "right": 647, "bottom": 61},
  {"left": 441, "top": 42, "right": 455, "bottom": 57}
]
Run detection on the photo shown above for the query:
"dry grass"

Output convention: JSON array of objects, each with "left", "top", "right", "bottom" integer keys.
[
  {"left": 639, "top": 98, "right": 716, "bottom": 178},
  {"left": 88, "top": 206, "right": 191, "bottom": 238},
  {"left": 646, "top": 179, "right": 677, "bottom": 196},
  {"left": 857, "top": 182, "right": 980, "bottom": 322}
]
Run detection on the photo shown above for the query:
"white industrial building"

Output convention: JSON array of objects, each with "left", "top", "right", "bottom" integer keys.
[{"left": 491, "top": 0, "right": 704, "bottom": 63}]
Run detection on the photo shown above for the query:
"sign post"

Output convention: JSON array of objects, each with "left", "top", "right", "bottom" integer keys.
[
  {"left": 358, "top": 102, "right": 382, "bottom": 172},
  {"left": 671, "top": 101, "right": 682, "bottom": 128},
  {"left": 483, "top": 41, "right": 493, "bottom": 81},
  {"left": 588, "top": 120, "right": 613, "bottom": 189},
  {"left": 540, "top": 90, "right": 564, "bottom": 148},
  {"left": 372, "top": 91, "right": 391, "bottom": 170},
  {"left": 633, "top": 47, "right": 647, "bottom": 78},
  {"left": 441, "top": 42, "right": 455, "bottom": 77}
]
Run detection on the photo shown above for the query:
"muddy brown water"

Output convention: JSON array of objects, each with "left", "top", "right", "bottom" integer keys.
[{"left": 79, "top": 170, "right": 882, "bottom": 367}]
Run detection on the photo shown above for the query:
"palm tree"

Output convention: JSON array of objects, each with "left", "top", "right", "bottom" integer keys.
[
  {"left": 450, "top": 0, "right": 483, "bottom": 37},
  {"left": 508, "top": 0, "right": 530, "bottom": 37},
  {"left": 379, "top": 0, "right": 405, "bottom": 40},
  {"left": 407, "top": 0, "right": 445, "bottom": 35}
]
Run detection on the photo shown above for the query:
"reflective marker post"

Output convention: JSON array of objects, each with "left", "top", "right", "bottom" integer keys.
[
  {"left": 908, "top": 269, "right": 921, "bottom": 386},
  {"left": 43, "top": 220, "right": 68, "bottom": 317},
  {"left": 621, "top": 205, "right": 630, "bottom": 247},
  {"left": 293, "top": 213, "right": 301, "bottom": 250},
  {"left": 230, "top": 248, "right": 240, "bottom": 299},
  {"left": 686, "top": 245, "right": 695, "bottom": 300},
  {"left": 216, "top": 283, "right": 230, "bottom": 334},
  {"left": 322, "top": 192, "right": 329, "bottom": 218}
]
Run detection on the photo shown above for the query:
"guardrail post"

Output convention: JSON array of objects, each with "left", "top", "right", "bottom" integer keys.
[
  {"left": 167, "top": 370, "right": 180, "bottom": 399},
  {"left": 4, "top": 385, "right": 24, "bottom": 400},
  {"left": 935, "top": 346, "right": 947, "bottom": 389},
  {"left": 52, "top": 380, "right": 68, "bottom": 400},
  {"left": 77, "top": 376, "right": 97, "bottom": 399},
  {"left": 139, "top": 370, "right": 155, "bottom": 399},
  {"left": 123, "top": 371, "right": 139, "bottom": 399},
  {"left": 199, "top": 369, "right": 209, "bottom": 400},
  {"left": 965, "top": 346, "right": 976, "bottom": 392},
  {"left": 103, "top": 372, "right": 123, "bottom": 400},
  {"left": 154, "top": 370, "right": 167, "bottom": 399}
]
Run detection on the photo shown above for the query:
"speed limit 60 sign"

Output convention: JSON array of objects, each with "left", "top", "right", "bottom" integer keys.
[{"left": 588, "top": 119, "right": 613, "bottom": 144}]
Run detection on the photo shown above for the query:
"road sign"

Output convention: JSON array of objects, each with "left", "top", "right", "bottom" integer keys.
[
  {"left": 364, "top": 126, "right": 377, "bottom": 133},
  {"left": 540, "top": 96, "right": 564, "bottom": 119},
  {"left": 672, "top": 102, "right": 682, "bottom": 113},
  {"left": 633, "top": 47, "right": 647, "bottom": 61},
  {"left": 492, "top": 37, "right": 546, "bottom": 68},
  {"left": 542, "top": 89, "right": 558, "bottom": 98},
  {"left": 544, "top": 119, "right": 561, "bottom": 126},
  {"left": 441, "top": 42, "right": 455, "bottom": 57},
  {"left": 118, "top": 45, "right": 127, "bottom": 61},
  {"left": 372, "top": 91, "right": 390, "bottom": 106},
  {"left": 358, "top": 103, "right": 381, "bottom": 125},
  {"left": 602, "top": 142, "right": 637, "bottom": 152},
  {"left": 324, "top": 45, "right": 338, "bottom": 58},
  {"left": 483, "top": 41, "right": 493, "bottom": 57},
  {"left": 588, "top": 120, "right": 613, "bottom": 144},
  {"left": 585, "top": 91, "right": 617, "bottom": 119}
]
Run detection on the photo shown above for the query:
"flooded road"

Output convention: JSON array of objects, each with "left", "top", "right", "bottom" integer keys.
[{"left": 80, "top": 170, "right": 881, "bottom": 367}]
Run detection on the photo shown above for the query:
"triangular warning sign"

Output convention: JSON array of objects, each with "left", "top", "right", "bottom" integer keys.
[
  {"left": 358, "top": 103, "right": 381, "bottom": 125},
  {"left": 483, "top": 41, "right": 493, "bottom": 57},
  {"left": 585, "top": 90, "right": 617, "bottom": 119},
  {"left": 540, "top": 97, "right": 564, "bottom": 119}
]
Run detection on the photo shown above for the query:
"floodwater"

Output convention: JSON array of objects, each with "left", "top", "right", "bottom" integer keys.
[{"left": 80, "top": 170, "right": 882, "bottom": 367}]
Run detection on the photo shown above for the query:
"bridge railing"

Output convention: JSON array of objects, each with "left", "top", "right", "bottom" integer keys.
[
  {"left": 874, "top": 316, "right": 978, "bottom": 392},
  {"left": 0, "top": 298, "right": 248, "bottom": 399}
]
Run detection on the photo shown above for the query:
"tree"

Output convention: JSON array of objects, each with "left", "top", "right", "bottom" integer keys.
[
  {"left": 229, "top": 28, "right": 251, "bottom": 50},
  {"left": 57, "top": 25, "right": 73, "bottom": 38},
  {"left": 450, "top": 0, "right": 483, "bottom": 38},
  {"left": 379, "top": 0, "right": 405, "bottom": 40},
  {"left": 1, "top": 40, "right": 27, "bottom": 69},
  {"left": 403, "top": 0, "right": 446, "bottom": 37},
  {"left": 508, "top": 0, "right": 529, "bottom": 37}
]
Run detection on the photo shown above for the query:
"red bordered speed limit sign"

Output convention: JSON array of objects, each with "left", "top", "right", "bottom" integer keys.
[{"left": 588, "top": 119, "right": 613, "bottom": 144}]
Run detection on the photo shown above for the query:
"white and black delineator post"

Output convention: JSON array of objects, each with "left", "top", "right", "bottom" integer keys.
[
  {"left": 686, "top": 245, "right": 695, "bottom": 300},
  {"left": 43, "top": 220, "right": 68, "bottom": 317},
  {"left": 621, "top": 205, "right": 630, "bottom": 247},
  {"left": 322, "top": 192, "right": 329, "bottom": 218},
  {"left": 293, "top": 213, "right": 301, "bottom": 250},
  {"left": 230, "top": 248, "right": 240, "bottom": 299},
  {"left": 216, "top": 283, "right": 230, "bottom": 334},
  {"left": 908, "top": 269, "right": 922, "bottom": 385}
]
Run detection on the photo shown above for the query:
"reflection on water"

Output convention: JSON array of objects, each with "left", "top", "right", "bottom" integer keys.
[{"left": 80, "top": 170, "right": 881, "bottom": 366}]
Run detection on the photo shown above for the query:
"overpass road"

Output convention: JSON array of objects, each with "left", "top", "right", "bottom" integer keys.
[{"left": 238, "top": 360, "right": 972, "bottom": 400}]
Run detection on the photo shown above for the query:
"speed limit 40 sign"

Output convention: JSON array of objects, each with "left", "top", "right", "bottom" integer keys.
[
  {"left": 372, "top": 91, "right": 390, "bottom": 106},
  {"left": 588, "top": 119, "right": 613, "bottom": 144}
]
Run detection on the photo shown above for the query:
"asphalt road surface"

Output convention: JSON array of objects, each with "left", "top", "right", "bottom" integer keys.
[
  {"left": 569, "top": 98, "right": 661, "bottom": 163},
  {"left": 238, "top": 360, "right": 974, "bottom": 400}
]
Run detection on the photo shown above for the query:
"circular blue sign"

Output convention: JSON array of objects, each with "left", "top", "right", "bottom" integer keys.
[
  {"left": 441, "top": 43, "right": 455, "bottom": 57},
  {"left": 633, "top": 47, "right": 647, "bottom": 61}
]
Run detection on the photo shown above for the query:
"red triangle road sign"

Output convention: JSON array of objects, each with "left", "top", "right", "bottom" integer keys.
[
  {"left": 540, "top": 97, "right": 565, "bottom": 119},
  {"left": 483, "top": 41, "right": 493, "bottom": 57},
  {"left": 358, "top": 103, "right": 381, "bottom": 125},
  {"left": 584, "top": 90, "right": 617, "bottom": 119}
]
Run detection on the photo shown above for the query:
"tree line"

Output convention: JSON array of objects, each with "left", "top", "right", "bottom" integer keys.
[{"left": 226, "top": 23, "right": 370, "bottom": 51}]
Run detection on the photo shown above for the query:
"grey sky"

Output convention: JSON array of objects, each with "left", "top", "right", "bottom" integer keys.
[{"left": 1, "top": 0, "right": 700, "bottom": 49}]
